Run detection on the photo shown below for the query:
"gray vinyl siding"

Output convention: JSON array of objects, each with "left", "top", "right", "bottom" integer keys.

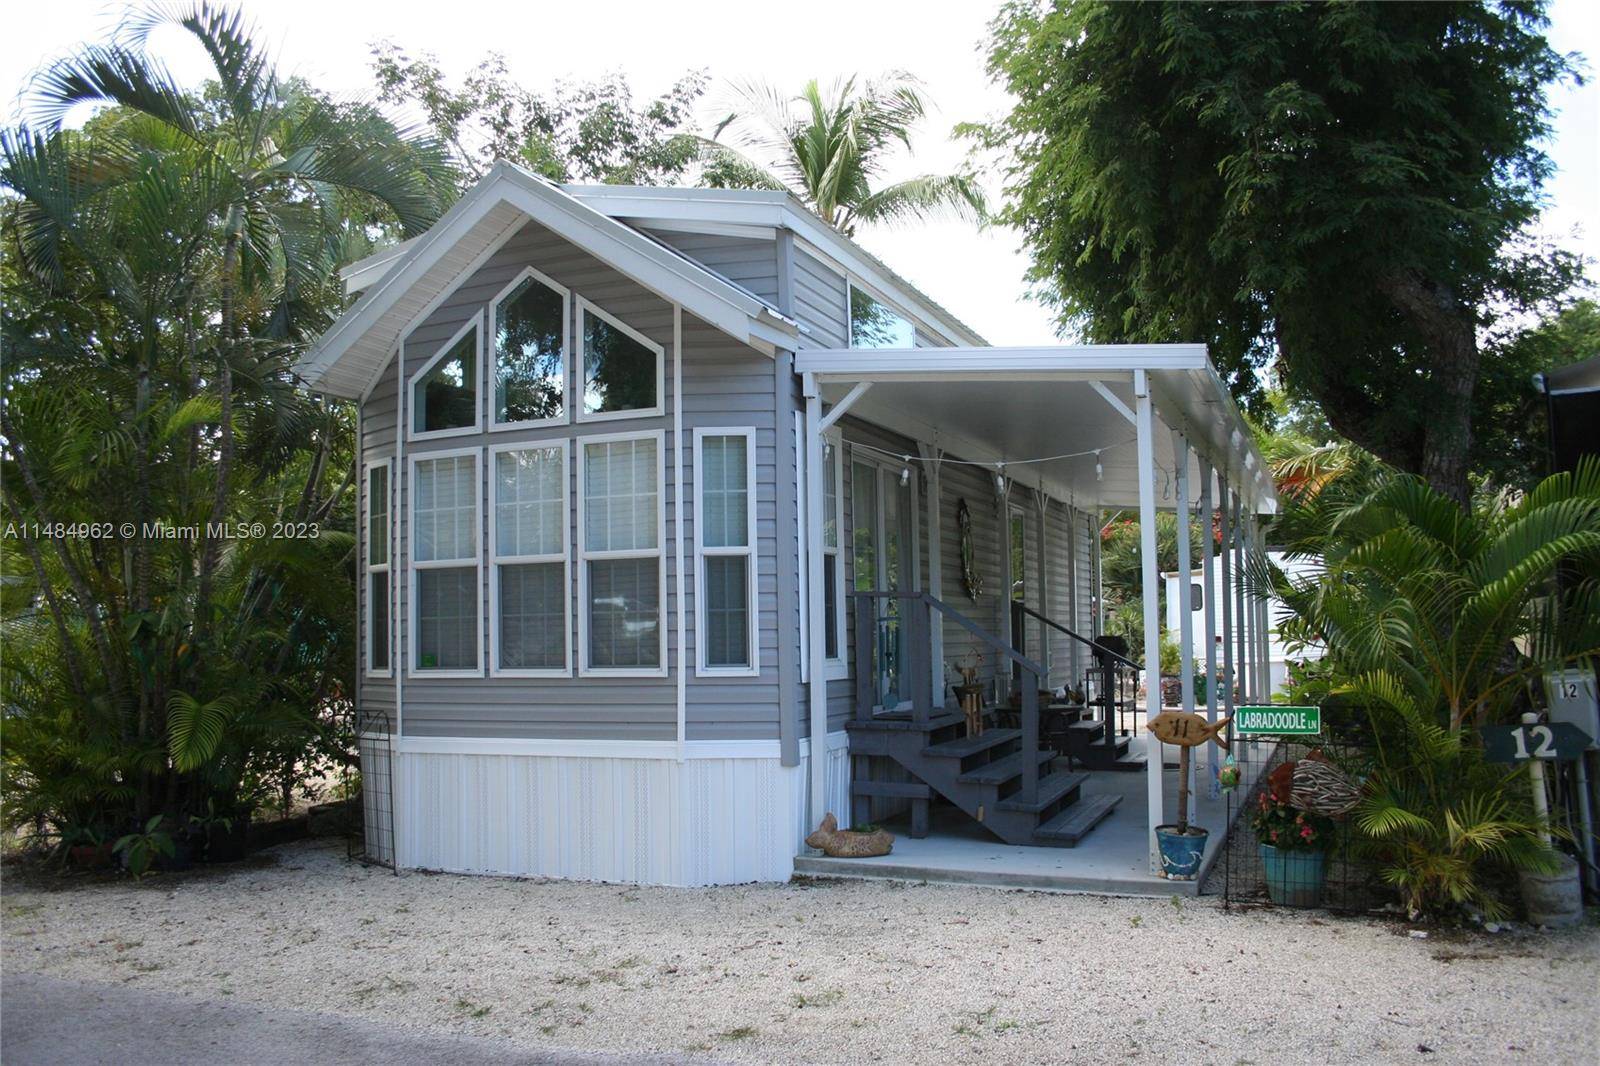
[
  {"left": 793, "top": 248, "right": 849, "bottom": 349},
  {"left": 359, "top": 216, "right": 781, "bottom": 741},
  {"left": 642, "top": 230, "right": 779, "bottom": 308},
  {"left": 357, "top": 354, "right": 398, "bottom": 733},
  {"left": 680, "top": 315, "right": 781, "bottom": 740},
  {"left": 1044, "top": 499, "right": 1080, "bottom": 690},
  {"left": 933, "top": 459, "right": 1007, "bottom": 704}
]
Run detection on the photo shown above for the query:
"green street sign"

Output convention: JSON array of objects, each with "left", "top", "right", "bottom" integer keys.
[
  {"left": 1481, "top": 722, "right": 1592, "bottom": 763},
  {"left": 1235, "top": 705, "right": 1322, "bottom": 735}
]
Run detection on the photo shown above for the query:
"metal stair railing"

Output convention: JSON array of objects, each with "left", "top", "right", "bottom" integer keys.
[
  {"left": 854, "top": 590, "right": 1048, "bottom": 805},
  {"left": 1010, "top": 601, "right": 1140, "bottom": 749}
]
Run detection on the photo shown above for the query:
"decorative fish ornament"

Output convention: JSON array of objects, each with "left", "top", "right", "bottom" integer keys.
[{"left": 1145, "top": 711, "right": 1232, "bottom": 750}]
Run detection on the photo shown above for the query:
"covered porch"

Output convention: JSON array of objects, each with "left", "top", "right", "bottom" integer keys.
[{"left": 797, "top": 344, "right": 1277, "bottom": 889}]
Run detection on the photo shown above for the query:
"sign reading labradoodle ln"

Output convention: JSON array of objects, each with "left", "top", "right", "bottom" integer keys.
[{"left": 1235, "top": 705, "right": 1322, "bottom": 736}]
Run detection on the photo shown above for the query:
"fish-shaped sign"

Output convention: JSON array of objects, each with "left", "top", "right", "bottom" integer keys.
[{"left": 1146, "top": 711, "right": 1231, "bottom": 750}]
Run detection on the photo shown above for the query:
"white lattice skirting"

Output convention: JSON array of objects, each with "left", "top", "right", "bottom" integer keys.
[{"left": 381, "top": 733, "right": 849, "bottom": 886}]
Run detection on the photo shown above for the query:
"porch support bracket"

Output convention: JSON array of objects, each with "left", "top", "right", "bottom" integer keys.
[
  {"left": 1090, "top": 379, "right": 1136, "bottom": 425},
  {"left": 818, "top": 381, "right": 872, "bottom": 433}
]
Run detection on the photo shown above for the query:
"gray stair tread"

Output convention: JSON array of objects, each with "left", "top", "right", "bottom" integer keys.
[
  {"left": 1033, "top": 794, "right": 1122, "bottom": 842},
  {"left": 1066, "top": 720, "right": 1108, "bottom": 733},
  {"left": 923, "top": 729, "right": 1019, "bottom": 759},
  {"left": 957, "top": 749, "right": 1056, "bottom": 785},
  {"left": 997, "top": 771, "right": 1089, "bottom": 812}
]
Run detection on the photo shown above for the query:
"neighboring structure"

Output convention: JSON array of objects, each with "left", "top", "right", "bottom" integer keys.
[
  {"left": 298, "top": 163, "right": 1276, "bottom": 886},
  {"left": 1164, "top": 553, "right": 1325, "bottom": 697}
]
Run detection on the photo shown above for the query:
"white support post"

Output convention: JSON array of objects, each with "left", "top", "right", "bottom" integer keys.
[
  {"left": 803, "top": 378, "right": 830, "bottom": 832},
  {"left": 997, "top": 476, "right": 1013, "bottom": 664},
  {"left": 1173, "top": 432, "right": 1195, "bottom": 802},
  {"left": 1134, "top": 371, "right": 1165, "bottom": 870},
  {"left": 1034, "top": 490, "right": 1049, "bottom": 684},
  {"left": 1219, "top": 475, "right": 1237, "bottom": 767},
  {"left": 1233, "top": 492, "right": 1249, "bottom": 704},
  {"left": 1256, "top": 516, "right": 1272, "bottom": 698},
  {"left": 920, "top": 443, "right": 944, "bottom": 704},
  {"left": 1199, "top": 457, "right": 1219, "bottom": 795}
]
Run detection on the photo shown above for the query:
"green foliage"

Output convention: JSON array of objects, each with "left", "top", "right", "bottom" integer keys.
[
  {"left": 1097, "top": 510, "right": 1210, "bottom": 665},
  {"left": 113, "top": 815, "right": 176, "bottom": 879},
  {"left": 1, "top": 3, "right": 420, "bottom": 862},
  {"left": 1261, "top": 460, "right": 1600, "bottom": 917},
  {"left": 370, "top": 43, "right": 708, "bottom": 187},
  {"left": 707, "top": 73, "right": 985, "bottom": 235},
  {"left": 973, "top": 1, "right": 1581, "bottom": 504}
]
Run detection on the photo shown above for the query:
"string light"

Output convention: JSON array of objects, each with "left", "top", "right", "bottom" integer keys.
[
  {"left": 1095, "top": 450, "right": 1103, "bottom": 482},
  {"left": 899, "top": 466, "right": 910, "bottom": 486}
]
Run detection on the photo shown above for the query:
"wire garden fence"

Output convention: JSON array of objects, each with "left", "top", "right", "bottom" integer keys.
[{"left": 1212, "top": 735, "right": 1392, "bottom": 914}]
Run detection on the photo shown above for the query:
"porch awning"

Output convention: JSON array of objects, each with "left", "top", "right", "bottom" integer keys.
[{"left": 794, "top": 345, "right": 1276, "bottom": 514}]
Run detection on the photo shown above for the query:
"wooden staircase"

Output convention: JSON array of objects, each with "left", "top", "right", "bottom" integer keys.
[
  {"left": 845, "top": 592, "right": 1121, "bottom": 848},
  {"left": 848, "top": 712, "right": 1120, "bottom": 847}
]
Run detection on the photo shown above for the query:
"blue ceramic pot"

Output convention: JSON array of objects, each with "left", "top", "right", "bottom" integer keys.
[
  {"left": 1156, "top": 824, "right": 1208, "bottom": 880},
  {"left": 1259, "top": 843, "right": 1327, "bottom": 907}
]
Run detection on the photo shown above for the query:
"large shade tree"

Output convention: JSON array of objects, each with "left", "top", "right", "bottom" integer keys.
[{"left": 974, "top": 0, "right": 1580, "bottom": 506}]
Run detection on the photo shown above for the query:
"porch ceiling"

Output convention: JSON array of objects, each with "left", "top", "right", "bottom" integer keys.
[{"left": 796, "top": 345, "right": 1275, "bottom": 513}]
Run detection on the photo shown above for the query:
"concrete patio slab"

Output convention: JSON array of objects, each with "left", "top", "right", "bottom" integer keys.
[{"left": 794, "top": 738, "right": 1275, "bottom": 896}]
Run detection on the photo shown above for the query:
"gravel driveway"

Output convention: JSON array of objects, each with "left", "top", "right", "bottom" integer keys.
[{"left": 3, "top": 839, "right": 1596, "bottom": 1064}]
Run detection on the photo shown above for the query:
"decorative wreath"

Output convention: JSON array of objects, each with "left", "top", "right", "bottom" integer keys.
[{"left": 958, "top": 498, "right": 983, "bottom": 601}]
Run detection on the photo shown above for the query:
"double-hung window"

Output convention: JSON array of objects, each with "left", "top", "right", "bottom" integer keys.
[
  {"left": 578, "top": 432, "right": 665, "bottom": 674},
  {"left": 410, "top": 450, "right": 482, "bottom": 676},
  {"left": 364, "top": 459, "right": 393, "bottom": 677},
  {"left": 490, "top": 442, "right": 570, "bottom": 676},
  {"left": 694, "top": 429, "right": 757, "bottom": 675}
]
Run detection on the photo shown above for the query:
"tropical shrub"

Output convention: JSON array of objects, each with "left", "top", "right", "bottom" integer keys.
[
  {"left": 1260, "top": 460, "right": 1600, "bottom": 917},
  {"left": 0, "top": 4, "right": 452, "bottom": 861}
]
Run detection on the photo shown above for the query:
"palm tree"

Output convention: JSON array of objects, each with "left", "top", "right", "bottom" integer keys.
[
  {"left": 10, "top": 2, "right": 453, "bottom": 651},
  {"left": 1, "top": 2, "right": 451, "bottom": 831},
  {"left": 705, "top": 72, "right": 985, "bottom": 236},
  {"left": 1254, "top": 462, "right": 1599, "bottom": 918}
]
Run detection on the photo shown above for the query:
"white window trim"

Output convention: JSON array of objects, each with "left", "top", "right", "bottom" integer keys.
[
  {"left": 845, "top": 279, "right": 915, "bottom": 350},
  {"left": 576, "top": 429, "right": 668, "bottom": 677},
  {"left": 489, "top": 265, "right": 571, "bottom": 432},
  {"left": 363, "top": 458, "right": 394, "bottom": 679},
  {"left": 488, "top": 439, "right": 572, "bottom": 678},
  {"left": 407, "top": 312, "right": 484, "bottom": 442},
  {"left": 798, "top": 422, "right": 849, "bottom": 684},
  {"left": 693, "top": 427, "right": 759, "bottom": 678},
  {"left": 574, "top": 296, "right": 666, "bottom": 424},
  {"left": 407, "top": 446, "right": 485, "bottom": 679}
]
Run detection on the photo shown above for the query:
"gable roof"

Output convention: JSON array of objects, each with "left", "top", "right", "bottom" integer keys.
[
  {"left": 296, "top": 163, "right": 798, "bottom": 400},
  {"left": 558, "top": 185, "right": 991, "bottom": 348}
]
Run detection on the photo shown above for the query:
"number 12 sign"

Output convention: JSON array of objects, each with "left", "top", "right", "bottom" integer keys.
[{"left": 1481, "top": 722, "right": 1592, "bottom": 763}]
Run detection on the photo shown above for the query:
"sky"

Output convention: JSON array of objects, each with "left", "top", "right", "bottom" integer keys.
[{"left": 3, "top": 0, "right": 1596, "bottom": 347}]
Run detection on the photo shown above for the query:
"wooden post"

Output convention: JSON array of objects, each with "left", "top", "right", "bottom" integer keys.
[
  {"left": 1021, "top": 680, "right": 1040, "bottom": 805},
  {"left": 907, "top": 594, "right": 930, "bottom": 727}
]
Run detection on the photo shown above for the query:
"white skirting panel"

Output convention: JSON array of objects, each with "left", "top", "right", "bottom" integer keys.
[{"left": 389, "top": 732, "right": 850, "bottom": 886}]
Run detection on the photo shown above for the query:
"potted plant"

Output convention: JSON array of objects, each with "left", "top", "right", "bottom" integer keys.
[
  {"left": 1147, "top": 711, "right": 1230, "bottom": 879},
  {"left": 1251, "top": 791, "right": 1336, "bottom": 907},
  {"left": 61, "top": 824, "right": 114, "bottom": 869}
]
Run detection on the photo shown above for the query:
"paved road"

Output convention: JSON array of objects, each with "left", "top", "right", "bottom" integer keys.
[{"left": 2, "top": 972, "right": 698, "bottom": 1066}]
